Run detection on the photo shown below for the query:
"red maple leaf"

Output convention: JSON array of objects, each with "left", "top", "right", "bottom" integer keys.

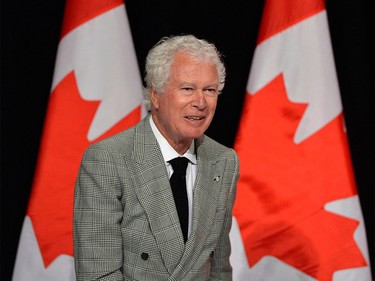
[
  {"left": 233, "top": 74, "right": 367, "bottom": 280},
  {"left": 27, "top": 71, "right": 141, "bottom": 267}
]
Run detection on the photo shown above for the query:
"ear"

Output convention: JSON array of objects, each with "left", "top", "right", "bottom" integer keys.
[{"left": 150, "top": 88, "right": 159, "bottom": 110}]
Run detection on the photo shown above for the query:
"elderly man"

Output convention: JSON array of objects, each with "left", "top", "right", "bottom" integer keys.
[{"left": 73, "top": 35, "right": 239, "bottom": 281}]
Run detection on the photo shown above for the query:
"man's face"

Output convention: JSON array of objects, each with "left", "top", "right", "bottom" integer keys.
[{"left": 151, "top": 52, "right": 219, "bottom": 152}]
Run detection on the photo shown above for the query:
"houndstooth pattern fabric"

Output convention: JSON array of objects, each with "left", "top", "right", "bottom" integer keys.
[{"left": 73, "top": 115, "right": 239, "bottom": 281}]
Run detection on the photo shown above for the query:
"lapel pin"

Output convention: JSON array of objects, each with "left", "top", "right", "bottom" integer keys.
[{"left": 214, "top": 175, "right": 220, "bottom": 182}]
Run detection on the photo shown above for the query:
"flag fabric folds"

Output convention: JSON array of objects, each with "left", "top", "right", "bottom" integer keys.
[
  {"left": 12, "top": 0, "right": 144, "bottom": 280},
  {"left": 230, "top": 0, "right": 372, "bottom": 280}
]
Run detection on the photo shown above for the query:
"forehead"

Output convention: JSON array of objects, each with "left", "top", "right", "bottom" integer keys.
[
  {"left": 172, "top": 51, "right": 210, "bottom": 67},
  {"left": 169, "top": 52, "right": 218, "bottom": 81}
]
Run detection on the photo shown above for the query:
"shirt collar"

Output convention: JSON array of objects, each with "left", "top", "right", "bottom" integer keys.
[{"left": 149, "top": 115, "right": 197, "bottom": 165}]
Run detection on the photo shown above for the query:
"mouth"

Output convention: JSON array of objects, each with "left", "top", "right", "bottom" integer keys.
[{"left": 186, "top": 116, "right": 205, "bottom": 121}]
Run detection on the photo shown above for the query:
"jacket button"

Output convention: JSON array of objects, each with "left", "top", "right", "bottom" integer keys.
[{"left": 141, "top": 252, "right": 149, "bottom": 260}]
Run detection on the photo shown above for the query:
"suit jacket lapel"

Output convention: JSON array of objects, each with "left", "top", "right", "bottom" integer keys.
[
  {"left": 169, "top": 135, "right": 226, "bottom": 280},
  {"left": 125, "top": 116, "right": 185, "bottom": 274}
]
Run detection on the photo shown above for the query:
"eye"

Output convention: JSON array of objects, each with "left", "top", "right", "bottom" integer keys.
[
  {"left": 204, "top": 88, "right": 218, "bottom": 96},
  {"left": 181, "top": 87, "right": 195, "bottom": 94},
  {"left": 182, "top": 87, "right": 194, "bottom": 91}
]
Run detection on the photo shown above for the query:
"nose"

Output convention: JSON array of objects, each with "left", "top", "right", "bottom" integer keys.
[{"left": 191, "top": 90, "right": 207, "bottom": 110}]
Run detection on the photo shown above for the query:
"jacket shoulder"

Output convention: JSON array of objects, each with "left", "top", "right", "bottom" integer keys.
[{"left": 85, "top": 121, "right": 141, "bottom": 156}]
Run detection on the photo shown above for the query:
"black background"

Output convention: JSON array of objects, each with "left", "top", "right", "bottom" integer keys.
[{"left": 1, "top": 1, "right": 374, "bottom": 280}]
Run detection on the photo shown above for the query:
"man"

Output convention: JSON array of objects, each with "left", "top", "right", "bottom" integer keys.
[{"left": 73, "top": 35, "right": 239, "bottom": 280}]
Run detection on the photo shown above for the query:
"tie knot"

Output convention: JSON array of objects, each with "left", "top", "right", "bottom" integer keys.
[{"left": 169, "top": 157, "right": 189, "bottom": 175}]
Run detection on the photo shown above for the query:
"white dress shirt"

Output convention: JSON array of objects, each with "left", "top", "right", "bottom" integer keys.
[{"left": 149, "top": 116, "right": 197, "bottom": 238}]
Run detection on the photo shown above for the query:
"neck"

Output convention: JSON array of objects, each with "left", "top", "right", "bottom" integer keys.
[{"left": 170, "top": 140, "right": 192, "bottom": 156}]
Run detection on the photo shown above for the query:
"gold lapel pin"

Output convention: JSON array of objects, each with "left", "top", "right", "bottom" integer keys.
[{"left": 214, "top": 176, "right": 220, "bottom": 182}]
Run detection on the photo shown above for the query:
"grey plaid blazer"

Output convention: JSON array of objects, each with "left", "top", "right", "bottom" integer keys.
[{"left": 73, "top": 115, "right": 239, "bottom": 281}]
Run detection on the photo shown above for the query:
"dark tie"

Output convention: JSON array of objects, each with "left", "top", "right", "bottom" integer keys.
[{"left": 169, "top": 157, "right": 189, "bottom": 243}]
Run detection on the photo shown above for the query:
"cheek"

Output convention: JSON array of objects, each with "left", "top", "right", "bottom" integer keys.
[
  {"left": 208, "top": 99, "right": 218, "bottom": 113},
  {"left": 157, "top": 96, "right": 174, "bottom": 115}
]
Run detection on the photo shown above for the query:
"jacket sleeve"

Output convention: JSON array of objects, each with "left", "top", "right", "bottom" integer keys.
[
  {"left": 73, "top": 144, "right": 124, "bottom": 281},
  {"left": 209, "top": 149, "right": 240, "bottom": 281}
]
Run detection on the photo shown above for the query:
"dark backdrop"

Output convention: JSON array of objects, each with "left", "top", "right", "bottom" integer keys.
[{"left": 1, "top": 1, "right": 374, "bottom": 280}]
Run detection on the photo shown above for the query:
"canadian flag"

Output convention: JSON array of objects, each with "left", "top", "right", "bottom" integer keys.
[
  {"left": 12, "top": 0, "right": 144, "bottom": 280},
  {"left": 230, "top": 0, "right": 372, "bottom": 281}
]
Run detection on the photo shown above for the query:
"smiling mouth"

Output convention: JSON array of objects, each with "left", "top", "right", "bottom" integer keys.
[{"left": 186, "top": 116, "right": 204, "bottom": 120}]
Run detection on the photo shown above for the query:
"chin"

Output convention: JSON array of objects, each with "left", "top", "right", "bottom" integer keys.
[{"left": 186, "top": 130, "right": 206, "bottom": 139}]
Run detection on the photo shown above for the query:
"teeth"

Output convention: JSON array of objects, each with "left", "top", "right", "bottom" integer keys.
[{"left": 187, "top": 116, "right": 203, "bottom": 120}]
